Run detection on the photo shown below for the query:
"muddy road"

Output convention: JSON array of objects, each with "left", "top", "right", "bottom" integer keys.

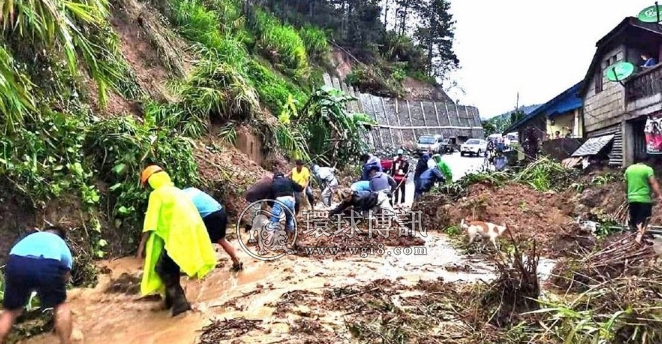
[
  {"left": 19, "top": 229, "right": 556, "bottom": 344},
  {"left": 19, "top": 155, "right": 509, "bottom": 344}
]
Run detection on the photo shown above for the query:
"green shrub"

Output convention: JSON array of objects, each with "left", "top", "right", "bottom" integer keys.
[
  {"left": 87, "top": 115, "right": 199, "bottom": 241},
  {"left": 246, "top": 60, "right": 306, "bottom": 114},
  {"left": 170, "top": 0, "right": 225, "bottom": 49},
  {"left": 408, "top": 70, "right": 436, "bottom": 84},
  {"left": 345, "top": 66, "right": 403, "bottom": 98},
  {"left": 0, "top": 111, "right": 99, "bottom": 206},
  {"left": 166, "top": 0, "right": 307, "bottom": 116},
  {"left": 391, "top": 67, "right": 406, "bottom": 83},
  {"left": 254, "top": 10, "right": 310, "bottom": 80},
  {"left": 171, "top": 49, "right": 260, "bottom": 125},
  {"left": 299, "top": 25, "right": 329, "bottom": 62}
]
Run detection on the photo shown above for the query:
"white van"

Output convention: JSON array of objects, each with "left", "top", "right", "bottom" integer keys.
[{"left": 416, "top": 135, "right": 443, "bottom": 154}]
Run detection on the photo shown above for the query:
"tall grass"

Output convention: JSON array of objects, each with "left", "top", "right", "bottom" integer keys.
[
  {"left": 299, "top": 25, "right": 329, "bottom": 62},
  {"left": 166, "top": 0, "right": 308, "bottom": 115},
  {"left": 253, "top": 10, "right": 310, "bottom": 80},
  {"left": 246, "top": 60, "right": 306, "bottom": 114},
  {"left": 169, "top": 0, "right": 225, "bottom": 49}
]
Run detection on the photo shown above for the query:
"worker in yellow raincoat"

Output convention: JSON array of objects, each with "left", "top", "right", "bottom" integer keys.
[{"left": 136, "top": 165, "right": 217, "bottom": 317}]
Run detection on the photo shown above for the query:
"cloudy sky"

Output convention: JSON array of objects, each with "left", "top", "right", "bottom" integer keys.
[{"left": 445, "top": 0, "right": 656, "bottom": 118}]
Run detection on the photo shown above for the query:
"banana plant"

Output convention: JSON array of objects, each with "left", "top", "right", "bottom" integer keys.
[{"left": 296, "top": 86, "right": 375, "bottom": 165}]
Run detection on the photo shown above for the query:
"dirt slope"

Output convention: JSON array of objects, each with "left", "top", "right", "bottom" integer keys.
[
  {"left": 106, "top": 0, "right": 277, "bottom": 215},
  {"left": 329, "top": 47, "right": 452, "bottom": 101}
]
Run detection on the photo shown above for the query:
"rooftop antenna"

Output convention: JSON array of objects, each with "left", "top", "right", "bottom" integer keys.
[
  {"left": 638, "top": 2, "right": 662, "bottom": 23},
  {"left": 605, "top": 61, "right": 635, "bottom": 86}
]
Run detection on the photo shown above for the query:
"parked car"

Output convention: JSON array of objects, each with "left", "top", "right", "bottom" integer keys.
[
  {"left": 439, "top": 137, "right": 460, "bottom": 154},
  {"left": 416, "top": 135, "right": 443, "bottom": 154},
  {"left": 460, "top": 139, "right": 488, "bottom": 157}
]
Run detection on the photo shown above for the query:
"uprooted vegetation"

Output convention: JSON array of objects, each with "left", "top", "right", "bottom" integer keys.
[
  {"left": 414, "top": 157, "right": 633, "bottom": 257},
  {"left": 201, "top": 231, "right": 662, "bottom": 343},
  {"left": 397, "top": 157, "right": 662, "bottom": 342},
  {"left": 205, "top": 240, "right": 547, "bottom": 343}
]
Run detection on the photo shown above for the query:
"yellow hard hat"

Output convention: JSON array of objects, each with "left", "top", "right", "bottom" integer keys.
[{"left": 140, "top": 165, "right": 163, "bottom": 186}]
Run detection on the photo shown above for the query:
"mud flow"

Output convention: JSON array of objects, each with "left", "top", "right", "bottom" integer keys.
[
  {"left": 21, "top": 172, "right": 651, "bottom": 344},
  {"left": 19, "top": 226, "right": 530, "bottom": 344}
]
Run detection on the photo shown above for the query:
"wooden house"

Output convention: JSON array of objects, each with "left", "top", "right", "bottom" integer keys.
[{"left": 577, "top": 17, "right": 662, "bottom": 165}]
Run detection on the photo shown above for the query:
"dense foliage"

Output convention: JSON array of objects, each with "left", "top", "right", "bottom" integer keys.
[
  {"left": 257, "top": 0, "right": 459, "bottom": 96},
  {"left": 0, "top": 0, "right": 375, "bottom": 270}
]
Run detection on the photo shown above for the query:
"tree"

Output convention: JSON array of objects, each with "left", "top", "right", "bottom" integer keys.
[
  {"left": 509, "top": 111, "right": 525, "bottom": 126},
  {"left": 261, "top": 0, "right": 461, "bottom": 84},
  {"left": 414, "top": 0, "right": 459, "bottom": 79},
  {"left": 482, "top": 120, "right": 497, "bottom": 136},
  {"left": 394, "top": 0, "right": 417, "bottom": 35}
]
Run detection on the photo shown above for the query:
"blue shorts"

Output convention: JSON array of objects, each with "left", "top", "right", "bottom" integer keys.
[{"left": 3, "top": 255, "right": 68, "bottom": 310}]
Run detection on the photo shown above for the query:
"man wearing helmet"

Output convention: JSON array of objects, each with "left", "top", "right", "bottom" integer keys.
[{"left": 137, "top": 165, "right": 217, "bottom": 317}]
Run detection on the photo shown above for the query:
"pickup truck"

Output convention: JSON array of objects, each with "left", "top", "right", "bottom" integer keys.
[{"left": 460, "top": 139, "right": 488, "bottom": 157}]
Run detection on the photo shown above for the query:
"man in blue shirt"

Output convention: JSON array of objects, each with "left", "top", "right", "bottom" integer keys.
[
  {"left": 493, "top": 150, "right": 508, "bottom": 171},
  {"left": 360, "top": 153, "right": 382, "bottom": 181},
  {"left": 414, "top": 162, "right": 445, "bottom": 201},
  {"left": 641, "top": 53, "right": 658, "bottom": 69},
  {"left": 351, "top": 180, "right": 371, "bottom": 192},
  {"left": 0, "top": 226, "right": 73, "bottom": 344},
  {"left": 182, "top": 187, "right": 243, "bottom": 272}
]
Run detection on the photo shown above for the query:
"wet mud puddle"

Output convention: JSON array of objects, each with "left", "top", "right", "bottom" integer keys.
[{"left": 19, "top": 232, "right": 555, "bottom": 344}]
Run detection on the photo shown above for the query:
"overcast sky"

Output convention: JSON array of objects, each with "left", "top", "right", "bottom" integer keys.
[{"left": 445, "top": 0, "right": 656, "bottom": 118}]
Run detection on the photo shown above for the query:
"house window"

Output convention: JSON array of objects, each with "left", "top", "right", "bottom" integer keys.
[{"left": 595, "top": 72, "right": 603, "bottom": 93}]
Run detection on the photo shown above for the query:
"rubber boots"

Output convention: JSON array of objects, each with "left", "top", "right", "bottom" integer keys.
[
  {"left": 155, "top": 251, "right": 191, "bottom": 317},
  {"left": 164, "top": 289, "right": 173, "bottom": 310},
  {"left": 168, "top": 284, "right": 191, "bottom": 317}
]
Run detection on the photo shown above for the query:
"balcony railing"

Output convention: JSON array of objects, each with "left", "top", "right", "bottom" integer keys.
[{"left": 625, "top": 63, "right": 662, "bottom": 103}]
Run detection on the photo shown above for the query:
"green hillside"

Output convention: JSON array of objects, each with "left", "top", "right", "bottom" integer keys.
[{"left": 0, "top": 0, "right": 461, "bottom": 294}]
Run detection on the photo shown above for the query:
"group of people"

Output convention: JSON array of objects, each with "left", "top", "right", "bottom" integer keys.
[
  {"left": 485, "top": 141, "right": 509, "bottom": 172},
  {"left": 0, "top": 151, "right": 452, "bottom": 343},
  {"left": 241, "top": 160, "right": 339, "bottom": 242},
  {"left": 350, "top": 150, "right": 452, "bottom": 204}
]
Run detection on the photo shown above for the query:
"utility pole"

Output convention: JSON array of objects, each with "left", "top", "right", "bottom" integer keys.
[{"left": 515, "top": 91, "right": 520, "bottom": 112}]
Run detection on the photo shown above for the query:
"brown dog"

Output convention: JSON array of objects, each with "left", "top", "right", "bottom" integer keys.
[{"left": 460, "top": 219, "right": 509, "bottom": 250}]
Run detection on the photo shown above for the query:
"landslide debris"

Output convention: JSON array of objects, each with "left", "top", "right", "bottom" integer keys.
[
  {"left": 413, "top": 159, "right": 638, "bottom": 258},
  {"left": 199, "top": 318, "right": 263, "bottom": 343},
  {"left": 550, "top": 232, "right": 657, "bottom": 292},
  {"left": 194, "top": 139, "right": 272, "bottom": 217},
  {"left": 255, "top": 241, "right": 544, "bottom": 344},
  {"left": 416, "top": 182, "right": 579, "bottom": 258}
]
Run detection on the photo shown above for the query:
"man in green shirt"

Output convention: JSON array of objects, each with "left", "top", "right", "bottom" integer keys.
[
  {"left": 431, "top": 154, "right": 452, "bottom": 183},
  {"left": 625, "top": 152, "right": 662, "bottom": 236}
]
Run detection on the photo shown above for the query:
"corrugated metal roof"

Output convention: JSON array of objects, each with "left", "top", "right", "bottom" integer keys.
[
  {"left": 547, "top": 96, "right": 582, "bottom": 118},
  {"left": 503, "top": 82, "right": 583, "bottom": 133},
  {"left": 571, "top": 134, "right": 614, "bottom": 157}
]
